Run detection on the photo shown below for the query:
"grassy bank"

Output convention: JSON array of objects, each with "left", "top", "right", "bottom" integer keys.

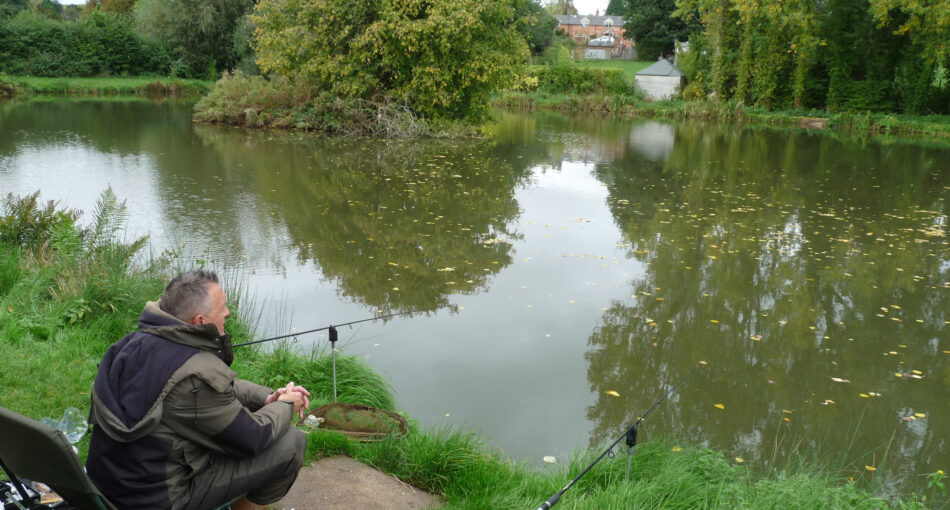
[
  {"left": 0, "top": 75, "right": 212, "bottom": 98},
  {"left": 0, "top": 191, "right": 943, "bottom": 508},
  {"left": 495, "top": 90, "right": 950, "bottom": 138}
]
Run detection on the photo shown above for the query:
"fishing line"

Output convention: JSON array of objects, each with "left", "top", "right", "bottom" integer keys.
[
  {"left": 233, "top": 311, "right": 413, "bottom": 402},
  {"left": 231, "top": 311, "right": 412, "bottom": 348},
  {"left": 536, "top": 367, "right": 696, "bottom": 510}
]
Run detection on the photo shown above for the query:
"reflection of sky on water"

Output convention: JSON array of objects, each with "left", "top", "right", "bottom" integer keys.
[{"left": 628, "top": 121, "right": 675, "bottom": 162}]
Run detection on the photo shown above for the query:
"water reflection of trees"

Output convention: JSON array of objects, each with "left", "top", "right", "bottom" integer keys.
[
  {"left": 193, "top": 128, "right": 535, "bottom": 313},
  {"left": 586, "top": 122, "right": 950, "bottom": 481}
]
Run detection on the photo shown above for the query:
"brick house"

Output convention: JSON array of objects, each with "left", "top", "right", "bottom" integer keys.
[{"left": 553, "top": 14, "right": 632, "bottom": 59}]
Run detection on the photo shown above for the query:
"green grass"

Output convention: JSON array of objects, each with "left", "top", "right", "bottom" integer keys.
[
  {"left": 0, "top": 75, "right": 212, "bottom": 97},
  {"left": 1, "top": 192, "right": 944, "bottom": 508}
]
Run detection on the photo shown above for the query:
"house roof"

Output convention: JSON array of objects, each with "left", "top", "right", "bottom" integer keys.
[
  {"left": 636, "top": 58, "right": 684, "bottom": 77},
  {"left": 554, "top": 15, "right": 625, "bottom": 26}
]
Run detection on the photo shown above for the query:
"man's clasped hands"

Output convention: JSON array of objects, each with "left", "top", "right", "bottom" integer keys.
[{"left": 264, "top": 382, "right": 311, "bottom": 420}]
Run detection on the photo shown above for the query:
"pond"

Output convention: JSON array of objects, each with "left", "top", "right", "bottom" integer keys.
[{"left": 2, "top": 98, "right": 948, "bottom": 490}]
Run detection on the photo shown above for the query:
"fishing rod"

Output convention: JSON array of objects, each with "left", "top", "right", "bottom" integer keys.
[
  {"left": 536, "top": 368, "right": 696, "bottom": 510},
  {"left": 233, "top": 311, "right": 412, "bottom": 403},
  {"left": 232, "top": 311, "right": 411, "bottom": 348}
]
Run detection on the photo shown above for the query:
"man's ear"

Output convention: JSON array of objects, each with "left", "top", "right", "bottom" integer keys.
[{"left": 189, "top": 314, "right": 205, "bottom": 326}]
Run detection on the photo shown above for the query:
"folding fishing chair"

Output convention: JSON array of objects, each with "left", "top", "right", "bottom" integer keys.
[{"left": 0, "top": 405, "right": 117, "bottom": 510}]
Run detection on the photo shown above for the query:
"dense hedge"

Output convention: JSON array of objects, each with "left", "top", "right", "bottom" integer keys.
[
  {"left": 528, "top": 64, "right": 630, "bottom": 95},
  {"left": 0, "top": 11, "right": 170, "bottom": 77}
]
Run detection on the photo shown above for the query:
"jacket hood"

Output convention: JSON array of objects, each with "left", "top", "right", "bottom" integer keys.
[
  {"left": 89, "top": 302, "right": 233, "bottom": 442},
  {"left": 139, "top": 301, "right": 234, "bottom": 366}
]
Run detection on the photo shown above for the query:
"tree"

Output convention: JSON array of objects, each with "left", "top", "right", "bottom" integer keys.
[
  {"left": 605, "top": 0, "right": 624, "bottom": 14},
  {"left": 0, "top": 0, "right": 29, "bottom": 18},
  {"left": 618, "top": 0, "right": 697, "bottom": 60},
  {"left": 135, "top": 0, "right": 252, "bottom": 78},
  {"left": 31, "top": 0, "right": 62, "bottom": 19},
  {"left": 544, "top": 0, "right": 573, "bottom": 15},
  {"left": 513, "top": 0, "right": 558, "bottom": 54},
  {"left": 253, "top": 0, "right": 529, "bottom": 121}
]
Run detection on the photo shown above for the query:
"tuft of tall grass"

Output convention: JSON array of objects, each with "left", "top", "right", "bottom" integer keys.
[{"left": 232, "top": 345, "right": 396, "bottom": 412}]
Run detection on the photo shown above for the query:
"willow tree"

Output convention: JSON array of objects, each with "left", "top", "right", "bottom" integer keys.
[{"left": 252, "top": 0, "right": 529, "bottom": 121}]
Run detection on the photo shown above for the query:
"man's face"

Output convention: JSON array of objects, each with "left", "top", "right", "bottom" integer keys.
[{"left": 194, "top": 283, "right": 230, "bottom": 336}]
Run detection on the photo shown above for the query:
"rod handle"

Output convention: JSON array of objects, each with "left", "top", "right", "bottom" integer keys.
[{"left": 537, "top": 492, "right": 561, "bottom": 510}]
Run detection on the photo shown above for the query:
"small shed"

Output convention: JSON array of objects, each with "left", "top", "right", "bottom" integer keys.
[{"left": 635, "top": 58, "right": 684, "bottom": 101}]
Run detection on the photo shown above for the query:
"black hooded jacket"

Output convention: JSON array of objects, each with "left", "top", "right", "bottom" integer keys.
[{"left": 85, "top": 302, "right": 294, "bottom": 509}]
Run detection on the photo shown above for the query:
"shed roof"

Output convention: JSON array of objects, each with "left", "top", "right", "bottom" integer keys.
[
  {"left": 554, "top": 15, "right": 625, "bottom": 26},
  {"left": 636, "top": 59, "right": 684, "bottom": 77}
]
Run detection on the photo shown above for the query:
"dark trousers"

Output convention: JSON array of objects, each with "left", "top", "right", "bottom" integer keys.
[{"left": 173, "top": 428, "right": 307, "bottom": 510}]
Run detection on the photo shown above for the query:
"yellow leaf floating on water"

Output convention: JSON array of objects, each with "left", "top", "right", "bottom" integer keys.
[
  {"left": 735, "top": 457, "right": 744, "bottom": 463},
  {"left": 714, "top": 403, "right": 725, "bottom": 410},
  {"left": 671, "top": 446, "right": 682, "bottom": 452},
  {"left": 710, "top": 319, "right": 720, "bottom": 324},
  {"left": 831, "top": 377, "right": 851, "bottom": 383},
  {"left": 392, "top": 287, "right": 399, "bottom": 291},
  {"left": 606, "top": 390, "right": 621, "bottom": 397},
  {"left": 865, "top": 466, "right": 877, "bottom": 472},
  {"left": 915, "top": 413, "right": 926, "bottom": 418},
  {"left": 860, "top": 393, "right": 870, "bottom": 398}
]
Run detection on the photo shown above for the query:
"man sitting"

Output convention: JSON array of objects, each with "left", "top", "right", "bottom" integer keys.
[{"left": 86, "top": 270, "right": 310, "bottom": 510}]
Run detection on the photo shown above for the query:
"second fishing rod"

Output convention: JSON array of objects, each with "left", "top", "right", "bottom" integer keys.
[
  {"left": 233, "top": 310, "right": 413, "bottom": 402},
  {"left": 536, "top": 367, "right": 696, "bottom": 510}
]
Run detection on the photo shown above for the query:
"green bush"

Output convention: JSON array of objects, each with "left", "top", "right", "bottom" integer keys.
[
  {"left": 0, "top": 10, "right": 169, "bottom": 77},
  {"left": 530, "top": 64, "right": 630, "bottom": 95}
]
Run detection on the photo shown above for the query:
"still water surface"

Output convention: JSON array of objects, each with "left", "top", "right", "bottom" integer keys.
[{"left": 2, "top": 99, "right": 948, "bottom": 488}]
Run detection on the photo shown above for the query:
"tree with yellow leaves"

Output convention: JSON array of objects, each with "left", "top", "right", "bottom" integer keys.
[{"left": 252, "top": 0, "right": 529, "bottom": 122}]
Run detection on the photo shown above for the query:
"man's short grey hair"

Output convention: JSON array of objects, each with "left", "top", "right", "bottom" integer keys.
[{"left": 159, "top": 269, "right": 220, "bottom": 322}]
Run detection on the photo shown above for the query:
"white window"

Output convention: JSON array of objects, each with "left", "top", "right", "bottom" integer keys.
[
  {"left": 605, "top": 18, "right": 614, "bottom": 27},
  {"left": 581, "top": 17, "right": 589, "bottom": 27}
]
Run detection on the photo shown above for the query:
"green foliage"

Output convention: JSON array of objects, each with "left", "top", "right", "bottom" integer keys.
[
  {"left": 0, "top": 0, "right": 29, "bottom": 18},
  {"left": 252, "top": 0, "right": 529, "bottom": 121},
  {"left": 536, "top": 33, "right": 576, "bottom": 65},
  {"left": 96, "top": 0, "right": 136, "bottom": 15},
  {"left": 675, "top": 0, "right": 950, "bottom": 113},
  {"left": 0, "top": 191, "right": 77, "bottom": 249},
  {"left": 134, "top": 0, "right": 253, "bottom": 79},
  {"left": 230, "top": 13, "right": 258, "bottom": 76},
  {"left": 0, "top": 189, "right": 151, "bottom": 340},
  {"left": 617, "top": 0, "right": 698, "bottom": 60},
  {"left": 530, "top": 63, "right": 629, "bottom": 95},
  {"left": 512, "top": 0, "right": 558, "bottom": 55},
  {"left": 543, "top": 0, "right": 572, "bottom": 15},
  {"left": 194, "top": 72, "right": 475, "bottom": 137},
  {"left": 0, "top": 10, "right": 170, "bottom": 77}
]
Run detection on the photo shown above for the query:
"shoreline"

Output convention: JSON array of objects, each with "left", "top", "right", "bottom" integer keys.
[
  {"left": 495, "top": 91, "right": 950, "bottom": 139},
  {"left": 4, "top": 74, "right": 949, "bottom": 141},
  {"left": 0, "top": 75, "right": 212, "bottom": 98}
]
